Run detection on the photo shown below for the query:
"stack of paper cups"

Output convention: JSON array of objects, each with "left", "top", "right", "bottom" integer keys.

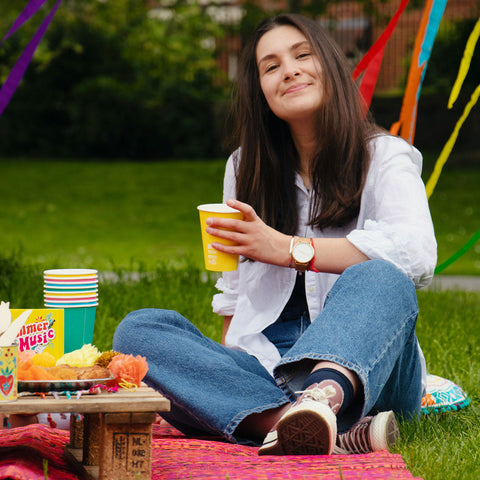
[{"left": 44, "top": 269, "right": 98, "bottom": 353}]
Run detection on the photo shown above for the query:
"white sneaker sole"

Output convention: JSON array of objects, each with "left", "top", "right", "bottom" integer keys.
[
  {"left": 370, "top": 410, "right": 399, "bottom": 451},
  {"left": 260, "top": 402, "right": 337, "bottom": 456}
]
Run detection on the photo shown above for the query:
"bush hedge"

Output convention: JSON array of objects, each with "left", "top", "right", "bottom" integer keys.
[{"left": 0, "top": 2, "right": 229, "bottom": 159}]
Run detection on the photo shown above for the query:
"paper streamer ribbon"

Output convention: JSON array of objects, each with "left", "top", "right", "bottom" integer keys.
[
  {"left": 0, "top": 0, "right": 63, "bottom": 117},
  {"left": 352, "top": 0, "right": 410, "bottom": 109},
  {"left": 448, "top": 17, "right": 480, "bottom": 109},
  {"left": 425, "top": 82, "right": 480, "bottom": 199},
  {"left": 0, "top": 0, "right": 52, "bottom": 47},
  {"left": 424, "top": 20, "right": 480, "bottom": 274},
  {"left": 435, "top": 229, "right": 480, "bottom": 274},
  {"left": 0, "top": 0, "right": 474, "bottom": 277},
  {"left": 391, "top": 0, "right": 448, "bottom": 142}
]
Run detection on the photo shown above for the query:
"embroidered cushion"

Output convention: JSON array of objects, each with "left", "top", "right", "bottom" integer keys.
[{"left": 421, "top": 374, "right": 470, "bottom": 415}]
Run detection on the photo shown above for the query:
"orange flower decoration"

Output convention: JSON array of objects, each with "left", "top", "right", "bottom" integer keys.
[{"left": 108, "top": 354, "right": 148, "bottom": 387}]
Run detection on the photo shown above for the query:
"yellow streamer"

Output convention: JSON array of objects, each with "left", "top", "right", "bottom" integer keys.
[
  {"left": 426, "top": 82, "right": 480, "bottom": 199},
  {"left": 448, "top": 18, "right": 480, "bottom": 109},
  {"left": 118, "top": 379, "right": 138, "bottom": 392}
]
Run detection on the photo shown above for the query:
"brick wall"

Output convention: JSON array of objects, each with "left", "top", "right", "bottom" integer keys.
[
  {"left": 217, "top": 0, "right": 479, "bottom": 92},
  {"left": 323, "top": 0, "right": 479, "bottom": 92}
]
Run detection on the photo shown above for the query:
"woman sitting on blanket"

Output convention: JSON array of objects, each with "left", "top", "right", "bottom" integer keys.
[{"left": 113, "top": 13, "right": 437, "bottom": 455}]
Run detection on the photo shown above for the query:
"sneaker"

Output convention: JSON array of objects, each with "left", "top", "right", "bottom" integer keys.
[
  {"left": 258, "top": 384, "right": 337, "bottom": 456},
  {"left": 333, "top": 410, "right": 399, "bottom": 455}
]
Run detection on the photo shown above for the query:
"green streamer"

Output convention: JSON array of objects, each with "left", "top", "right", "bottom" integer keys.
[{"left": 435, "top": 229, "right": 480, "bottom": 274}]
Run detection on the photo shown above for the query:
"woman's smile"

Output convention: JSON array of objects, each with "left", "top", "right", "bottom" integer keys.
[
  {"left": 283, "top": 82, "right": 311, "bottom": 95},
  {"left": 256, "top": 25, "right": 323, "bottom": 126}
]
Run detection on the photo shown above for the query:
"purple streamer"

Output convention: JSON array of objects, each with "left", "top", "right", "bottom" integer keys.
[
  {"left": 0, "top": 0, "right": 63, "bottom": 117},
  {"left": 0, "top": 0, "right": 51, "bottom": 47}
]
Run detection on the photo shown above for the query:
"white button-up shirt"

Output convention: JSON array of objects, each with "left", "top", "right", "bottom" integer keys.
[{"left": 212, "top": 134, "right": 437, "bottom": 387}]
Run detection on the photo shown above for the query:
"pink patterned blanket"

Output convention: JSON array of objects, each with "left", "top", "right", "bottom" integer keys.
[{"left": 0, "top": 423, "right": 422, "bottom": 480}]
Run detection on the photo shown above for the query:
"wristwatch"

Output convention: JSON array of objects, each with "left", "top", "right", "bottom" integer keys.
[{"left": 289, "top": 236, "right": 315, "bottom": 272}]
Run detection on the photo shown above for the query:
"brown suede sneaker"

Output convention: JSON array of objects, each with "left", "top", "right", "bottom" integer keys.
[{"left": 334, "top": 411, "right": 400, "bottom": 454}]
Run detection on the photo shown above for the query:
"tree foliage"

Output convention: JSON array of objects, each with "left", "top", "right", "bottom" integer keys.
[
  {"left": 0, "top": 0, "right": 229, "bottom": 158},
  {"left": 1, "top": 1, "right": 475, "bottom": 158},
  {"left": 423, "top": 17, "right": 480, "bottom": 94}
]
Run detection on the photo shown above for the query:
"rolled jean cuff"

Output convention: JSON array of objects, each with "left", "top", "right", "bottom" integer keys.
[{"left": 226, "top": 397, "right": 292, "bottom": 446}]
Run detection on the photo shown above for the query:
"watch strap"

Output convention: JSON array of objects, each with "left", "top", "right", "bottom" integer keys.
[{"left": 289, "top": 236, "right": 314, "bottom": 271}]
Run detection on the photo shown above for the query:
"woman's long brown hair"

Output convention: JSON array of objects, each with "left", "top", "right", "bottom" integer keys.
[{"left": 229, "top": 14, "right": 376, "bottom": 233}]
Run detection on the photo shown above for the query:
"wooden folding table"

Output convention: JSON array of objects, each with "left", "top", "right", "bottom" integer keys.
[{"left": 0, "top": 385, "right": 170, "bottom": 480}]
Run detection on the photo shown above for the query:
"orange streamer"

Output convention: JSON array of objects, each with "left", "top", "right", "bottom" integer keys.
[{"left": 391, "top": 0, "right": 448, "bottom": 142}]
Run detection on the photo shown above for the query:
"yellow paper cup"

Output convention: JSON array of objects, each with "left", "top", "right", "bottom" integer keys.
[
  {"left": 0, "top": 345, "right": 18, "bottom": 402},
  {"left": 198, "top": 203, "right": 243, "bottom": 272}
]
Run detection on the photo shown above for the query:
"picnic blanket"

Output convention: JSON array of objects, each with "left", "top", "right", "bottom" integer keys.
[
  {"left": 0, "top": 422, "right": 422, "bottom": 480},
  {"left": 1, "top": 373, "right": 469, "bottom": 479}
]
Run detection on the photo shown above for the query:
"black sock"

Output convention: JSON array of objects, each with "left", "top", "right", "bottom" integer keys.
[{"left": 302, "top": 367, "right": 355, "bottom": 415}]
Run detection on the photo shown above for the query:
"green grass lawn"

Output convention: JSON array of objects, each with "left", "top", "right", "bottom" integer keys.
[
  {"left": 0, "top": 158, "right": 225, "bottom": 270},
  {"left": 1, "top": 257, "right": 479, "bottom": 479},
  {"left": 422, "top": 153, "right": 480, "bottom": 276},
  {"left": 0, "top": 155, "right": 479, "bottom": 478},
  {"left": 0, "top": 155, "right": 478, "bottom": 275}
]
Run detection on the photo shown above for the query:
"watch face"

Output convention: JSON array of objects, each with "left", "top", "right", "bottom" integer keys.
[{"left": 293, "top": 243, "right": 314, "bottom": 263}]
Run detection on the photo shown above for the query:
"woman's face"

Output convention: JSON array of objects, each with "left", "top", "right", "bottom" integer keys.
[{"left": 256, "top": 25, "right": 323, "bottom": 126}]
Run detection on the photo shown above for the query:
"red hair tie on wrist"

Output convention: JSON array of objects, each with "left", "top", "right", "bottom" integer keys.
[{"left": 308, "top": 238, "right": 319, "bottom": 272}]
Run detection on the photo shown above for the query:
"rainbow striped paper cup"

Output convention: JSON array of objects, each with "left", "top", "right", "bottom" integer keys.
[{"left": 43, "top": 269, "right": 99, "bottom": 353}]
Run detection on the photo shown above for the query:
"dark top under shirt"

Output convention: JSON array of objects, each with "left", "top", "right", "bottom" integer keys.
[{"left": 278, "top": 272, "right": 310, "bottom": 322}]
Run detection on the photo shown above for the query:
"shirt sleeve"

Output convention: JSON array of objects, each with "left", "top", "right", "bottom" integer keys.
[
  {"left": 211, "top": 152, "right": 241, "bottom": 316},
  {"left": 346, "top": 135, "right": 437, "bottom": 288}
]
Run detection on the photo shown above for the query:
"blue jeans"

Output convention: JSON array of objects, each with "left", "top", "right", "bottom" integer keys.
[{"left": 112, "top": 260, "right": 422, "bottom": 445}]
